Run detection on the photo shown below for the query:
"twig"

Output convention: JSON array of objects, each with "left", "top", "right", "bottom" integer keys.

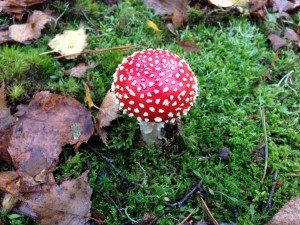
[
  {"left": 53, "top": 45, "right": 139, "bottom": 59},
  {"left": 260, "top": 106, "right": 268, "bottom": 183},
  {"left": 113, "top": 182, "right": 123, "bottom": 212},
  {"left": 106, "top": 195, "right": 124, "bottom": 216},
  {"left": 178, "top": 209, "right": 196, "bottom": 225},
  {"left": 263, "top": 169, "right": 279, "bottom": 213},
  {"left": 198, "top": 192, "right": 219, "bottom": 225},
  {"left": 80, "top": 9, "right": 99, "bottom": 34},
  {"left": 88, "top": 146, "right": 143, "bottom": 188},
  {"left": 286, "top": 173, "right": 300, "bottom": 177},
  {"left": 164, "top": 180, "right": 202, "bottom": 208},
  {"left": 148, "top": 210, "right": 171, "bottom": 225}
]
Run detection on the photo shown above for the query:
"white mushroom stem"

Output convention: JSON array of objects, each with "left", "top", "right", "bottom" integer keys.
[{"left": 139, "top": 121, "right": 166, "bottom": 144}]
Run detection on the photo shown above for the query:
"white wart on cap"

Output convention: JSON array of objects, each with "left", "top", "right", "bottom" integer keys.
[{"left": 112, "top": 49, "right": 198, "bottom": 123}]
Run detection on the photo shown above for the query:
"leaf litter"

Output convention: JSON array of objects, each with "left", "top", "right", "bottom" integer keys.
[{"left": 0, "top": 89, "right": 95, "bottom": 224}]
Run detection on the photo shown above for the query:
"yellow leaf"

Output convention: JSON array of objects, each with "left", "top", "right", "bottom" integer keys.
[
  {"left": 47, "top": 25, "right": 87, "bottom": 59},
  {"left": 83, "top": 82, "right": 99, "bottom": 110},
  {"left": 146, "top": 20, "right": 161, "bottom": 33}
]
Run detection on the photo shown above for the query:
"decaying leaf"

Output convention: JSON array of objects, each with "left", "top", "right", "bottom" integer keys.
[
  {"left": 172, "top": 7, "right": 185, "bottom": 28},
  {"left": 265, "top": 196, "right": 300, "bottom": 225},
  {"left": 178, "top": 40, "right": 201, "bottom": 52},
  {"left": 0, "top": 0, "right": 44, "bottom": 19},
  {"left": 268, "top": 34, "right": 287, "bottom": 51},
  {"left": 7, "top": 91, "right": 94, "bottom": 178},
  {"left": 48, "top": 26, "right": 87, "bottom": 59},
  {"left": 96, "top": 91, "right": 118, "bottom": 128},
  {"left": 0, "top": 30, "right": 11, "bottom": 44},
  {"left": 0, "top": 171, "right": 19, "bottom": 195},
  {"left": 8, "top": 10, "right": 52, "bottom": 44},
  {"left": 144, "top": 0, "right": 187, "bottom": 16},
  {"left": 64, "top": 63, "right": 87, "bottom": 78},
  {"left": 0, "top": 82, "right": 14, "bottom": 165},
  {"left": 146, "top": 20, "right": 161, "bottom": 33},
  {"left": 284, "top": 27, "right": 300, "bottom": 41},
  {"left": 166, "top": 23, "right": 178, "bottom": 37},
  {"left": 27, "top": 171, "right": 92, "bottom": 225},
  {"left": 2, "top": 193, "right": 18, "bottom": 211}
]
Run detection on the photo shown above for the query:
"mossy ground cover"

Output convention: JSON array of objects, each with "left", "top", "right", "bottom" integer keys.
[{"left": 1, "top": 0, "right": 300, "bottom": 224}]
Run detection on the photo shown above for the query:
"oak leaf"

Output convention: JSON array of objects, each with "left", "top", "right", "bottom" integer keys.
[{"left": 48, "top": 26, "right": 87, "bottom": 59}]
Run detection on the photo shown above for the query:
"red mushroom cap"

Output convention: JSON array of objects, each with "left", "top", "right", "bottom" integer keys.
[{"left": 112, "top": 49, "right": 198, "bottom": 123}]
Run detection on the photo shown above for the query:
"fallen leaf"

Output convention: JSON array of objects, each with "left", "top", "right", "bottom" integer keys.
[
  {"left": 208, "top": 0, "right": 234, "bottom": 8},
  {"left": 83, "top": 82, "right": 99, "bottom": 109},
  {"left": 98, "top": 129, "right": 108, "bottom": 146},
  {"left": 146, "top": 20, "right": 161, "bottom": 33},
  {"left": 7, "top": 91, "right": 94, "bottom": 178},
  {"left": 172, "top": 8, "right": 186, "bottom": 28},
  {"left": 166, "top": 23, "right": 178, "bottom": 37},
  {"left": 64, "top": 63, "right": 87, "bottom": 78},
  {"left": 0, "top": 0, "right": 44, "bottom": 19},
  {"left": 178, "top": 40, "right": 201, "bottom": 52},
  {"left": 8, "top": 11, "right": 52, "bottom": 44},
  {"left": 284, "top": 27, "right": 300, "bottom": 41},
  {"left": 2, "top": 193, "right": 18, "bottom": 211},
  {"left": 268, "top": 34, "right": 287, "bottom": 51},
  {"left": 0, "top": 30, "right": 12, "bottom": 44},
  {"left": 265, "top": 196, "right": 300, "bottom": 225},
  {"left": 48, "top": 26, "right": 87, "bottom": 59},
  {"left": 0, "top": 82, "right": 14, "bottom": 165},
  {"left": 272, "top": 0, "right": 300, "bottom": 13},
  {"left": 0, "top": 171, "right": 19, "bottom": 195},
  {"left": 96, "top": 91, "right": 118, "bottom": 128},
  {"left": 27, "top": 171, "right": 92, "bottom": 225},
  {"left": 144, "top": 0, "right": 187, "bottom": 16},
  {"left": 248, "top": 0, "right": 268, "bottom": 19}
]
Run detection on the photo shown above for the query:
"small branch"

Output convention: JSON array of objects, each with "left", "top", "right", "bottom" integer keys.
[
  {"left": 88, "top": 146, "right": 143, "bottom": 188},
  {"left": 260, "top": 106, "right": 269, "bottom": 183},
  {"left": 178, "top": 209, "right": 196, "bottom": 225},
  {"left": 148, "top": 210, "right": 170, "bottom": 225},
  {"left": 164, "top": 180, "right": 202, "bottom": 208},
  {"left": 106, "top": 195, "right": 124, "bottom": 216},
  {"left": 198, "top": 192, "right": 219, "bottom": 225},
  {"left": 286, "top": 173, "right": 300, "bottom": 177},
  {"left": 263, "top": 169, "right": 279, "bottom": 213},
  {"left": 80, "top": 9, "right": 99, "bottom": 34},
  {"left": 53, "top": 45, "right": 139, "bottom": 59}
]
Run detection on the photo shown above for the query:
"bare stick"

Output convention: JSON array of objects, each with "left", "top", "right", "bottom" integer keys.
[
  {"left": 164, "top": 180, "right": 202, "bottom": 208},
  {"left": 148, "top": 210, "right": 170, "bottom": 225},
  {"left": 88, "top": 146, "right": 143, "bottom": 188},
  {"left": 178, "top": 209, "right": 196, "bottom": 225},
  {"left": 260, "top": 106, "right": 269, "bottom": 183},
  {"left": 53, "top": 45, "right": 139, "bottom": 59},
  {"left": 286, "top": 174, "right": 300, "bottom": 177},
  {"left": 263, "top": 169, "right": 279, "bottom": 213},
  {"left": 198, "top": 192, "right": 219, "bottom": 225}
]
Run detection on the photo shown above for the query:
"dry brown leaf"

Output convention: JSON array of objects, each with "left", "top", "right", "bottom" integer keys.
[
  {"left": 96, "top": 91, "right": 118, "bottom": 128},
  {"left": 0, "top": 30, "right": 12, "bottom": 44},
  {"left": 272, "top": 0, "right": 300, "bottom": 13},
  {"left": 64, "top": 63, "right": 87, "bottom": 78},
  {"left": 265, "top": 196, "right": 300, "bottom": 225},
  {"left": 0, "top": 0, "right": 44, "bottom": 19},
  {"left": 144, "top": 0, "right": 187, "bottom": 16},
  {"left": 0, "top": 82, "right": 14, "bottom": 165},
  {"left": 284, "top": 27, "right": 300, "bottom": 41},
  {"left": 268, "top": 34, "right": 287, "bottom": 51},
  {"left": 166, "top": 23, "right": 178, "bottom": 37},
  {"left": 8, "top": 11, "right": 52, "bottom": 44},
  {"left": 248, "top": 0, "right": 268, "bottom": 19},
  {"left": 0, "top": 171, "right": 20, "bottom": 195},
  {"left": 27, "top": 171, "right": 92, "bottom": 225},
  {"left": 99, "top": 129, "right": 108, "bottom": 146},
  {"left": 172, "top": 8, "right": 185, "bottom": 28},
  {"left": 48, "top": 26, "right": 87, "bottom": 59},
  {"left": 7, "top": 91, "right": 94, "bottom": 178},
  {"left": 178, "top": 40, "right": 201, "bottom": 52}
]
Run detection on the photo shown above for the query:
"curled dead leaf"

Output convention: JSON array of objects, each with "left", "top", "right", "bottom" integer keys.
[
  {"left": 9, "top": 10, "right": 52, "bottom": 44},
  {"left": 268, "top": 34, "right": 287, "bottom": 51},
  {"left": 64, "top": 63, "right": 87, "bottom": 78}
]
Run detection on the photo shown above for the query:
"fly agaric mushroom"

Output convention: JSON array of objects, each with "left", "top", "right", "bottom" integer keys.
[{"left": 111, "top": 49, "right": 198, "bottom": 144}]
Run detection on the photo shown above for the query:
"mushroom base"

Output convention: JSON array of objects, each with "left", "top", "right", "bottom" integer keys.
[{"left": 139, "top": 121, "right": 166, "bottom": 144}]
